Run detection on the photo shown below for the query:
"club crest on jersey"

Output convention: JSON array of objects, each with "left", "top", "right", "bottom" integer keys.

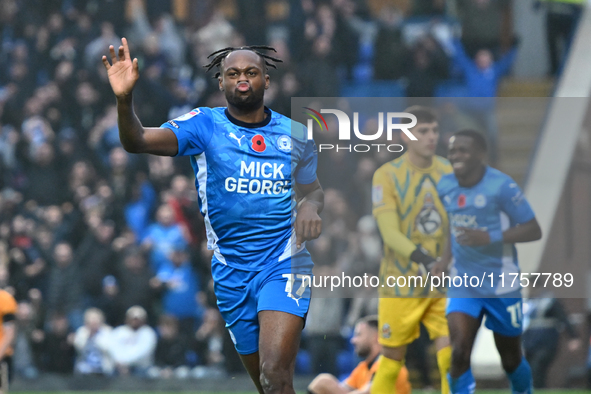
[
  {"left": 381, "top": 323, "right": 391, "bottom": 339},
  {"left": 474, "top": 194, "right": 486, "bottom": 208},
  {"left": 458, "top": 194, "right": 466, "bottom": 208},
  {"left": 276, "top": 135, "right": 292, "bottom": 152},
  {"left": 251, "top": 134, "right": 266, "bottom": 153},
  {"left": 416, "top": 192, "right": 442, "bottom": 235}
]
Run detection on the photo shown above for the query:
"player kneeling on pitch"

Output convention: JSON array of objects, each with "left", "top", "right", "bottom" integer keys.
[{"left": 308, "top": 316, "right": 410, "bottom": 394}]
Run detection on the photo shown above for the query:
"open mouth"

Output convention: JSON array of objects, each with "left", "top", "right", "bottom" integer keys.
[{"left": 452, "top": 162, "right": 465, "bottom": 170}]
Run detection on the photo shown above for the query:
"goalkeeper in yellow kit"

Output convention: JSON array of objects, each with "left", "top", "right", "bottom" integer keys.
[{"left": 371, "top": 106, "right": 452, "bottom": 394}]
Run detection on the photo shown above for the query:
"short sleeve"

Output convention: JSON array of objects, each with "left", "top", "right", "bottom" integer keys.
[
  {"left": 161, "top": 108, "right": 214, "bottom": 157},
  {"left": 294, "top": 138, "right": 318, "bottom": 185},
  {"left": 372, "top": 167, "right": 398, "bottom": 216},
  {"left": 498, "top": 179, "right": 535, "bottom": 225}
]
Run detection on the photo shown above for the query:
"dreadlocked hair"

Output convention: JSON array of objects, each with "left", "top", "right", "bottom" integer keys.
[{"left": 203, "top": 46, "right": 282, "bottom": 78}]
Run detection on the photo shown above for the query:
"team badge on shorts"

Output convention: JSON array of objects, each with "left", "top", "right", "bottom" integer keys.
[
  {"left": 381, "top": 323, "right": 391, "bottom": 339},
  {"left": 276, "top": 135, "right": 292, "bottom": 152}
]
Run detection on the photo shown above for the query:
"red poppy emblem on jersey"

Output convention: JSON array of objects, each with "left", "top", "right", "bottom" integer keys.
[
  {"left": 458, "top": 194, "right": 466, "bottom": 208},
  {"left": 251, "top": 134, "right": 266, "bottom": 153}
]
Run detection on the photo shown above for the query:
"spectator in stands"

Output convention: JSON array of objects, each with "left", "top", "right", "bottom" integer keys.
[
  {"left": 452, "top": 38, "right": 517, "bottom": 98},
  {"left": 150, "top": 243, "right": 205, "bottom": 340},
  {"left": 124, "top": 173, "right": 157, "bottom": 241},
  {"left": 8, "top": 215, "right": 46, "bottom": 299},
  {"left": 41, "top": 205, "right": 73, "bottom": 246},
  {"left": 164, "top": 174, "right": 202, "bottom": 246},
  {"left": 46, "top": 242, "right": 83, "bottom": 330},
  {"left": 141, "top": 203, "right": 187, "bottom": 271},
  {"left": 455, "top": 0, "right": 513, "bottom": 58},
  {"left": 308, "top": 315, "right": 411, "bottom": 394},
  {"left": 451, "top": 38, "right": 518, "bottom": 164},
  {"left": 24, "top": 142, "right": 68, "bottom": 206},
  {"left": 13, "top": 301, "right": 40, "bottom": 379},
  {"left": 373, "top": 6, "right": 408, "bottom": 81},
  {"left": 37, "top": 313, "right": 75, "bottom": 374},
  {"left": 194, "top": 308, "right": 226, "bottom": 369},
  {"left": 108, "top": 306, "right": 157, "bottom": 377},
  {"left": 105, "top": 247, "right": 155, "bottom": 326},
  {"left": 84, "top": 22, "right": 120, "bottom": 71},
  {"left": 148, "top": 315, "right": 190, "bottom": 379},
  {"left": 406, "top": 35, "right": 450, "bottom": 97},
  {"left": 299, "top": 36, "right": 341, "bottom": 97},
  {"left": 73, "top": 308, "right": 113, "bottom": 375},
  {"left": 76, "top": 220, "right": 117, "bottom": 307}
]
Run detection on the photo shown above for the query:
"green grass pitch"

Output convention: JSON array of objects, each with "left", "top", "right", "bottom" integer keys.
[{"left": 13, "top": 391, "right": 591, "bottom": 394}]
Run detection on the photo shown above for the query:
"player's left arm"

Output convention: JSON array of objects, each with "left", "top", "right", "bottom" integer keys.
[
  {"left": 497, "top": 179, "right": 541, "bottom": 243},
  {"left": 456, "top": 180, "right": 541, "bottom": 246},
  {"left": 295, "top": 179, "right": 324, "bottom": 248},
  {"left": 499, "top": 217, "right": 541, "bottom": 243}
]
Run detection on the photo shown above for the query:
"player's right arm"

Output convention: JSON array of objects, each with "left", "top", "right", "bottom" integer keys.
[
  {"left": 102, "top": 38, "right": 178, "bottom": 156},
  {"left": 372, "top": 167, "right": 435, "bottom": 270}
]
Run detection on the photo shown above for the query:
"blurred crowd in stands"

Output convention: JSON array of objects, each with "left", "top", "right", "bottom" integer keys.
[{"left": 0, "top": 0, "right": 582, "bottom": 385}]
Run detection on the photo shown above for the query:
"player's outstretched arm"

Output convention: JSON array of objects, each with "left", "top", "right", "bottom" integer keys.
[
  {"left": 295, "top": 179, "right": 324, "bottom": 248},
  {"left": 102, "top": 38, "right": 178, "bottom": 156}
]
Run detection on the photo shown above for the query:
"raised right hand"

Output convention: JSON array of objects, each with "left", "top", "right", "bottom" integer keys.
[{"left": 102, "top": 37, "right": 139, "bottom": 98}]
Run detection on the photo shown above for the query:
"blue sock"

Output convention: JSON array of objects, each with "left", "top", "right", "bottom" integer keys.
[
  {"left": 448, "top": 369, "right": 476, "bottom": 394},
  {"left": 507, "top": 358, "right": 533, "bottom": 394}
]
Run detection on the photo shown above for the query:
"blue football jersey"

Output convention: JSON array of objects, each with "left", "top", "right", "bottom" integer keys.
[
  {"left": 161, "top": 107, "right": 317, "bottom": 271},
  {"left": 437, "top": 167, "right": 535, "bottom": 296}
]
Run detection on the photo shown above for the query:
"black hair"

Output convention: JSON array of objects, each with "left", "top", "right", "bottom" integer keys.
[
  {"left": 203, "top": 46, "right": 282, "bottom": 78},
  {"left": 357, "top": 315, "right": 378, "bottom": 330},
  {"left": 453, "top": 129, "right": 488, "bottom": 152}
]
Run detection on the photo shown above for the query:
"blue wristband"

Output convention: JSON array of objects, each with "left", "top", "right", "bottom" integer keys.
[{"left": 488, "top": 229, "right": 503, "bottom": 244}]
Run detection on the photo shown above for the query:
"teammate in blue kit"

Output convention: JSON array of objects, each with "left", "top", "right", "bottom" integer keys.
[
  {"left": 102, "top": 38, "right": 324, "bottom": 394},
  {"left": 435, "top": 130, "right": 542, "bottom": 394}
]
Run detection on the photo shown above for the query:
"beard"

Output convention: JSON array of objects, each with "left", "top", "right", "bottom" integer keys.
[
  {"left": 225, "top": 86, "right": 264, "bottom": 111},
  {"left": 356, "top": 346, "right": 371, "bottom": 359}
]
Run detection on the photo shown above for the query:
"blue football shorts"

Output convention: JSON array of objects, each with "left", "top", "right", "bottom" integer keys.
[
  {"left": 212, "top": 250, "right": 313, "bottom": 355},
  {"left": 446, "top": 296, "right": 523, "bottom": 337}
]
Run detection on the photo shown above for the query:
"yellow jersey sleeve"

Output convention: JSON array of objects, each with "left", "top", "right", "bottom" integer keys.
[
  {"left": 372, "top": 166, "right": 396, "bottom": 215},
  {"left": 373, "top": 167, "right": 416, "bottom": 260}
]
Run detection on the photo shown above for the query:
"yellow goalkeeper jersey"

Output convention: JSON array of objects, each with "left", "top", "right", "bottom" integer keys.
[{"left": 372, "top": 154, "right": 452, "bottom": 296}]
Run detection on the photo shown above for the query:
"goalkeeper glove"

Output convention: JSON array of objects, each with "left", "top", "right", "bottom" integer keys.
[{"left": 410, "top": 246, "right": 437, "bottom": 276}]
